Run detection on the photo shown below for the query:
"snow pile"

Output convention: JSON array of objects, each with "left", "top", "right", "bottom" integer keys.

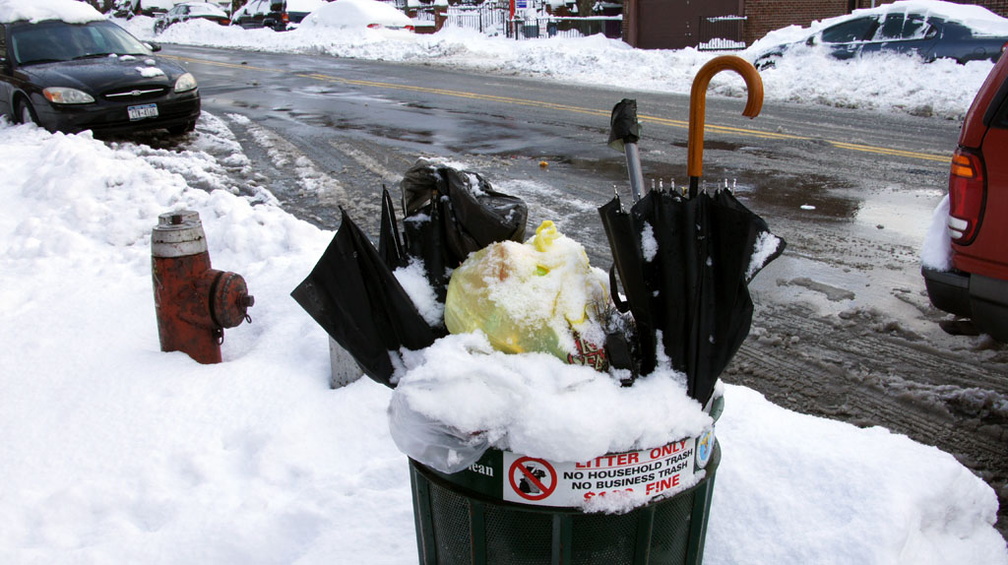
[
  {"left": 392, "top": 332, "right": 710, "bottom": 463},
  {"left": 0, "top": 0, "right": 105, "bottom": 24},
  {"left": 0, "top": 115, "right": 1005, "bottom": 563},
  {"left": 300, "top": 0, "right": 414, "bottom": 29},
  {"left": 921, "top": 194, "right": 953, "bottom": 270}
]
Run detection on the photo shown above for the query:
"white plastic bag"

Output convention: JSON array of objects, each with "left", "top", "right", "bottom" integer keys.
[{"left": 387, "top": 392, "right": 489, "bottom": 474}]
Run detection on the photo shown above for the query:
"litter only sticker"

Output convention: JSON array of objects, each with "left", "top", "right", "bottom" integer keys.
[{"left": 502, "top": 438, "right": 696, "bottom": 507}]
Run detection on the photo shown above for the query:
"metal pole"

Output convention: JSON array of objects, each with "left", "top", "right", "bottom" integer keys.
[{"left": 623, "top": 143, "right": 645, "bottom": 202}]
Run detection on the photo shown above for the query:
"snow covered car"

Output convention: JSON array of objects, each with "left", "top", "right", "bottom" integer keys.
[
  {"left": 922, "top": 51, "right": 1008, "bottom": 342},
  {"left": 751, "top": 0, "right": 1008, "bottom": 69},
  {"left": 231, "top": 0, "right": 288, "bottom": 31},
  {"left": 300, "top": 0, "right": 414, "bottom": 31},
  {"left": 0, "top": 8, "right": 201, "bottom": 135},
  {"left": 153, "top": 1, "right": 230, "bottom": 33}
]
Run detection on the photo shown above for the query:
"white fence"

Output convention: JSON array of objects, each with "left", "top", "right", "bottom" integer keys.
[{"left": 411, "top": 3, "right": 621, "bottom": 39}]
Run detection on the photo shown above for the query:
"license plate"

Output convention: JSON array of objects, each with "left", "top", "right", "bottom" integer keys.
[{"left": 127, "top": 103, "right": 158, "bottom": 121}]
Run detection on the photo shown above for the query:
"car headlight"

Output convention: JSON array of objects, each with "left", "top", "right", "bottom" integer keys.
[
  {"left": 42, "top": 87, "right": 95, "bottom": 105},
  {"left": 174, "top": 73, "right": 198, "bottom": 93}
]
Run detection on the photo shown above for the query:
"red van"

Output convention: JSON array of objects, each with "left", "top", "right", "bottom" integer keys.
[{"left": 923, "top": 52, "right": 1008, "bottom": 341}]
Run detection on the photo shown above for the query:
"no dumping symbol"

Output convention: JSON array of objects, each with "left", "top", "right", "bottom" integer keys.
[{"left": 508, "top": 457, "right": 557, "bottom": 502}]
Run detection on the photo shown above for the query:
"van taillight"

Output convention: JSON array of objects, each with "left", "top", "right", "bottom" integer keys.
[
  {"left": 947, "top": 147, "right": 986, "bottom": 244},
  {"left": 282, "top": 12, "right": 289, "bottom": 23}
]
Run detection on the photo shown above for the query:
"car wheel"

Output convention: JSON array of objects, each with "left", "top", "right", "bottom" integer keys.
[
  {"left": 16, "top": 99, "right": 38, "bottom": 126},
  {"left": 167, "top": 121, "right": 196, "bottom": 135}
]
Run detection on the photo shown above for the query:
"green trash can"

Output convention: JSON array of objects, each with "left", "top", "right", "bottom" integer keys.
[{"left": 408, "top": 397, "right": 722, "bottom": 565}]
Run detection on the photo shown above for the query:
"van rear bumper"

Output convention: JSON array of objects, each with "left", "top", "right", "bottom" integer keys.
[{"left": 923, "top": 267, "right": 1008, "bottom": 341}]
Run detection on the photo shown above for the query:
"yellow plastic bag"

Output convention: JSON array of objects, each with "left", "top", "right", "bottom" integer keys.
[{"left": 444, "top": 221, "right": 611, "bottom": 370}]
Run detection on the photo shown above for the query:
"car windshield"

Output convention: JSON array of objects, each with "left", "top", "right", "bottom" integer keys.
[{"left": 10, "top": 20, "right": 152, "bottom": 66}]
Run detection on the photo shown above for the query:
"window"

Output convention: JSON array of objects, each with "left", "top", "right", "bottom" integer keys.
[
  {"left": 903, "top": 15, "right": 934, "bottom": 40},
  {"left": 821, "top": 17, "right": 879, "bottom": 44},
  {"left": 876, "top": 13, "right": 903, "bottom": 40}
]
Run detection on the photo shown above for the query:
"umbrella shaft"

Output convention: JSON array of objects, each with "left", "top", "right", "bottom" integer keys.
[{"left": 624, "top": 143, "right": 645, "bottom": 202}]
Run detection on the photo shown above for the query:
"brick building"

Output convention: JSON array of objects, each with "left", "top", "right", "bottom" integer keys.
[{"left": 622, "top": 0, "right": 1008, "bottom": 49}]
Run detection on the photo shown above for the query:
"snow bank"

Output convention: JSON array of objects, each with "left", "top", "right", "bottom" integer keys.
[
  {"left": 0, "top": 116, "right": 1004, "bottom": 563},
  {"left": 921, "top": 194, "right": 953, "bottom": 270},
  {"left": 0, "top": 0, "right": 105, "bottom": 24},
  {"left": 300, "top": 0, "right": 413, "bottom": 29}
]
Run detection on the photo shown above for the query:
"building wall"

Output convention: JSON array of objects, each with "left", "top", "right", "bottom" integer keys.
[
  {"left": 744, "top": 0, "right": 850, "bottom": 45},
  {"left": 624, "top": 0, "right": 745, "bottom": 49}
]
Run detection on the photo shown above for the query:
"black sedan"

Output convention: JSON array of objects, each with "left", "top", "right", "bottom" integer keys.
[
  {"left": 1, "top": 18, "right": 200, "bottom": 135},
  {"left": 752, "top": 2, "right": 1008, "bottom": 69}
]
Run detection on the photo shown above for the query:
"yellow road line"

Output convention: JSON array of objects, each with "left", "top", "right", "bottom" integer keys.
[{"left": 171, "top": 54, "right": 950, "bottom": 164}]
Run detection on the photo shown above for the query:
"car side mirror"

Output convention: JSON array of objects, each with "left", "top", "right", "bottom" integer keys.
[
  {"left": 145, "top": 42, "right": 162, "bottom": 52},
  {"left": 805, "top": 36, "right": 816, "bottom": 46}
]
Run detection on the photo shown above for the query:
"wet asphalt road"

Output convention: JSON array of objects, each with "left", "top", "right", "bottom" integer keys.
[{"left": 161, "top": 44, "right": 1007, "bottom": 537}]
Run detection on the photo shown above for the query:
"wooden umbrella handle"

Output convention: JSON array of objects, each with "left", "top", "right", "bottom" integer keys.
[{"left": 687, "top": 56, "right": 764, "bottom": 181}]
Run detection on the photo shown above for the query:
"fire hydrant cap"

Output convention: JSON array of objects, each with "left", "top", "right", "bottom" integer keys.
[
  {"left": 212, "top": 271, "right": 253, "bottom": 329},
  {"left": 151, "top": 210, "right": 209, "bottom": 258}
]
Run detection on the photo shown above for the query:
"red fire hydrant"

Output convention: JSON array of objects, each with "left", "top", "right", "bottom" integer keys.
[{"left": 151, "top": 210, "right": 254, "bottom": 364}]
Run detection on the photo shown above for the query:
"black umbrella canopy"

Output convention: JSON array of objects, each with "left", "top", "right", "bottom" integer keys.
[
  {"left": 598, "top": 55, "right": 779, "bottom": 405},
  {"left": 598, "top": 188, "right": 784, "bottom": 405},
  {"left": 398, "top": 159, "right": 528, "bottom": 301},
  {"left": 291, "top": 208, "right": 441, "bottom": 388},
  {"left": 292, "top": 161, "right": 529, "bottom": 388},
  {"left": 379, "top": 187, "right": 405, "bottom": 270}
]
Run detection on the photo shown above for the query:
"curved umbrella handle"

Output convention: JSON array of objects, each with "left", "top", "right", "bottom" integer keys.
[{"left": 687, "top": 56, "right": 763, "bottom": 194}]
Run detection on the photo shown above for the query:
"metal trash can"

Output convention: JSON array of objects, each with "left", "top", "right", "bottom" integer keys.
[{"left": 408, "top": 398, "right": 723, "bottom": 565}]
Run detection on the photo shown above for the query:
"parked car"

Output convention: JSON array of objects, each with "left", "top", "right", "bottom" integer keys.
[
  {"left": 231, "top": 0, "right": 288, "bottom": 31},
  {"left": 300, "top": 0, "right": 414, "bottom": 31},
  {"left": 752, "top": 0, "right": 1008, "bottom": 69},
  {"left": 0, "top": 15, "right": 201, "bottom": 136},
  {"left": 113, "top": 0, "right": 184, "bottom": 18},
  {"left": 922, "top": 51, "right": 1008, "bottom": 342},
  {"left": 153, "top": 1, "right": 230, "bottom": 33}
]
